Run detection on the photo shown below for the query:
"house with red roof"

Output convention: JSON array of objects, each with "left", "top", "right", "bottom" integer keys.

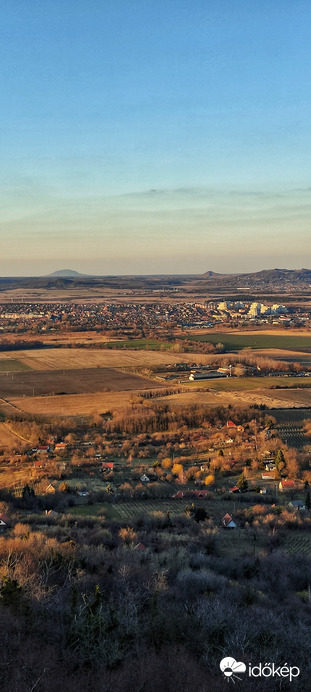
[
  {"left": 193, "top": 490, "right": 210, "bottom": 499},
  {"left": 172, "top": 490, "right": 184, "bottom": 499},
  {"left": 102, "top": 462, "right": 114, "bottom": 470},
  {"left": 262, "top": 472, "right": 276, "bottom": 480},
  {"left": 279, "top": 480, "right": 295, "bottom": 491}
]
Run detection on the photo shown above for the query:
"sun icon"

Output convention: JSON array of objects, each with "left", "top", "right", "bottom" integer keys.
[{"left": 220, "top": 657, "right": 246, "bottom": 683}]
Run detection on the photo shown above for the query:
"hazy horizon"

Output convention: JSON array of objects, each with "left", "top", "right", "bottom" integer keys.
[
  {"left": 1, "top": 1, "right": 311, "bottom": 275},
  {"left": 2, "top": 262, "right": 311, "bottom": 279}
]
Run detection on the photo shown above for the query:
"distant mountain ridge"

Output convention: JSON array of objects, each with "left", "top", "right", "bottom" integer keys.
[
  {"left": 0, "top": 268, "right": 310, "bottom": 293},
  {"left": 201, "top": 267, "right": 311, "bottom": 286}
]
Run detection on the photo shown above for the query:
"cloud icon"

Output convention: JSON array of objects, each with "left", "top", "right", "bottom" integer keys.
[{"left": 220, "top": 657, "right": 246, "bottom": 677}]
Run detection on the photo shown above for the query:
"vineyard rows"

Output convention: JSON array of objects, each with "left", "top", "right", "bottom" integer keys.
[{"left": 282, "top": 534, "right": 311, "bottom": 556}]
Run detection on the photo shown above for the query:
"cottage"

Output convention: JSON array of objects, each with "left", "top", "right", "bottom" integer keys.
[
  {"left": 0, "top": 513, "right": 10, "bottom": 531},
  {"left": 45, "top": 483, "right": 56, "bottom": 494},
  {"left": 222, "top": 513, "right": 237, "bottom": 529},
  {"left": 172, "top": 490, "right": 184, "bottom": 499},
  {"left": 262, "top": 472, "right": 276, "bottom": 480},
  {"left": 227, "top": 420, "right": 237, "bottom": 429},
  {"left": 45, "top": 510, "right": 59, "bottom": 519},
  {"left": 55, "top": 442, "right": 67, "bottom": 452},
  {"left": 140, "top": 474, "right": 150, "bottom": 483},
  {"left": 279, "top": 480, "right": 295, "bottom": 492},
  {"left": 193, "top": 490, "right": 210, "bottom": 498},
  {"left": 265, "top": 462, "right": 276, "bottom": 471},
  {"left": 288, "top": 500, "right": 306, "bottom": 511},
  {"left": 134, "top": 543, "right": 146, "bottom": 551}
]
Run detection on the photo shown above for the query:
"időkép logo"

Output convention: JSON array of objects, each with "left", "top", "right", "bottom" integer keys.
[{"left": 220, "top": 656, "right": 300, "bottom": 683}]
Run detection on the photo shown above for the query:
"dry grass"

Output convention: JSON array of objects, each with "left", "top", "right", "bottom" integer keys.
[
  {"left": 0, "top": 422, "right": 26, "bottom": 448},
  {"left": 259, "top": 388, "right": 311, "bottom": 406},
  {"left": 156, "top": 389, "right": 306, "bottom": 409}
]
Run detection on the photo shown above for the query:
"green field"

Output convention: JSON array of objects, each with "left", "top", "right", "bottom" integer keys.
[
  {"left": 104, "top": 333, "right": 311, "bottom": 353},
  {"left": 0, "top": 359, "right": 32, "bottom": 372},
  {"left": 186, "top": 333, "right": 311, "bottom": 351},
  {"left": 106, "top": 338, "right": 171, "bottom": 350},
  {"left": 186, "top": 376, "right": 311, "bottom": 391}
]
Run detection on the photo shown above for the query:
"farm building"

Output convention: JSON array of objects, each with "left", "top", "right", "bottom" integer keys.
[{"left": 189, "top": 370, "right": 227, "bottom": 381}]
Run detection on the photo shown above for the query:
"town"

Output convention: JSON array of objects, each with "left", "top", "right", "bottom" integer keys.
[{"left": 0, "top": 297, "right": 310, "bottom": 336}]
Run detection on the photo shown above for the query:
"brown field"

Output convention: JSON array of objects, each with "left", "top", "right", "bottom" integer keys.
[
  {"left": 0, "top": 348, "right": 212, "bottom": 370},
  {"left": 9, "top": 390, "right": 145, "bottom": 416},
  {"left": 0, "top": 367, "right": 159, "bottom": 398},
  {"left": 8, "top": 383, "right": 308, "bottom": 418},
  {"left": 250, "top": 348, "right": 311, "bottom": 363},
  {"left": 0, "top": 331, "right": 117, "bottom": 345}
]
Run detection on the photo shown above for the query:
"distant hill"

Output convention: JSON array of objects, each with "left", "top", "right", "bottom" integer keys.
[
  {"left": 201, "top": 270, "right": 224, "bottom": 277},
  {"left": 47, "top": 269, "right": 89, "bottom": 278}
]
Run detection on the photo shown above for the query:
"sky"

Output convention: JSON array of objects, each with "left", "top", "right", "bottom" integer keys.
[{"left": 1, "top": 0, "right": 311, "bottom": 276}]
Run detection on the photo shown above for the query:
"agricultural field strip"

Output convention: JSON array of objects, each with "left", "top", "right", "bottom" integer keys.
[
  {"left": 0, "top": 367, "right": 162, "bottom": 398},
  {"left": 10, "top": 387, "right": 309, "bottom": 416},
  {"left": 0, "top": 348, "right": 212, "bottom": 370},
  {"left": 68, "top": 498, "right": 235, "bottom": 522}
]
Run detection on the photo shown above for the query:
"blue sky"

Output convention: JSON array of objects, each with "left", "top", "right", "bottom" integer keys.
[{"left": 1, "top": 1, "right": 311, "bottom": 275}]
